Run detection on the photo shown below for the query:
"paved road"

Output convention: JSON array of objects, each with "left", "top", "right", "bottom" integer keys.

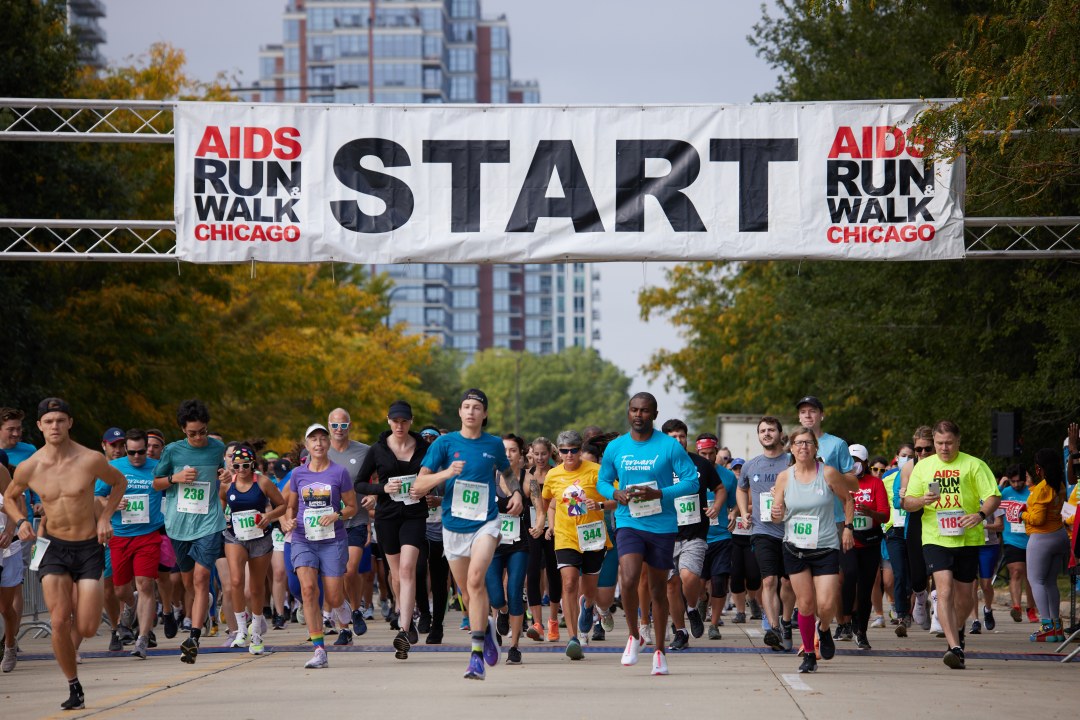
[{"left": 3, "top": 607, "right": 1075, "bottom": 720}]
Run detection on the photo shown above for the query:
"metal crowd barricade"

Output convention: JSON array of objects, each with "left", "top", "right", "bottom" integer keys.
[{"left": 17, "top": 568, "right": 52, "bottom": 640}]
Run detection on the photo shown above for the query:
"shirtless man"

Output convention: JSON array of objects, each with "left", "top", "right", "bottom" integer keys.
[{"left": 3, "top": 398, "right": 126, "bottom": 710}]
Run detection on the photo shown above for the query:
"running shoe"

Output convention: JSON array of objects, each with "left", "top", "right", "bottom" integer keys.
[
  {"left": 798, "top": 652, "right": 817, "bottom": 673},
  {"left": 592, "top": 621, "right": 606, "bottom": 642},
  {"left": 1010, "top": 606, "right": 1022, "bottom": 623},
  {"left": 541, "top": 593, "right": 550, "bottom": 607},
  {"left": 148, "top": 631, "right": 157, "bottom": 648},
  {"left": 389, "top": 612, "right": 400, "bottom": 631},
  {"left": 854, "top": 631, "right": 871, "bottom": 650},
  {"left": 708, "top": 625, "right": 722, "bottom": 640},
  {"left": 763, "top": 628, "right": 783, "bottom": 651},
  {"left": 578, "top": 598, "right": 594, "bottom": 636},
  {"left": 526, "top": 622, "right": 543, "bottom": 641},
  {"left": 943, "top": 646, "right": 965, "bottom": 669},
  {"left": 418, "top": 614, "right": 432, "bottom": 634},
  {"left": 426, "top": 624, "right": 443, "bottom": 644},
  {"left": 460, "top": 616, "right": 471, "bottom": 631},
  {"left": 464, "top": 651, "right": 486, "bottom": 680},
  {"left": 324, "top": 617, "right": 338, "bottom": 635},
  {"left": 163, "top": 612, "right": 178, "bottom": 639},
  {"left": 622, "top": 634, "right": 643, "bottom": 666},
  {"left": 1027, "top": 607, "right": 1039, "bottom": 623},
  {"left": 912, "top": 591, "right": 928, "bottom": 629},
  {"left": 930, "top": 611, "right": 945, "bottom": 638},
  {"left": 817, "top": 624, "right": 836, "bottom": 660},
  {"left": 61, "top": 684, "right": 85, "bottom": 711},
  {"left": 333, "top": 628, "right": 354, "bottom": 646},
  {"left": 350, "top": 609, "right": 367, "bottom": 636},
  {"left": 565, "top": 638, "right": 584, "bottom": 660},
  {"left": 1030, "top": 620, "right": 1056, "bottom": 642},
  {"left": 393, "top": 629, "right": 411, "bottom": 660},
  {"left": 667, "top": 629, "right": 689, "bottom": 652},
  {"left": 641, "top": 622, "right": 654, "bottom": 646},
  {"left": 506, "top": 646, "right": 522, "bottom": 665},
  {"left": 498, "top": 609, "right": 510, "bottom": 637},
  {"left": 547, "top": 617, "right": 560, "bottom": 642},
  {"left": 181, "top": 616, "right": 193, "bottom": 633},
  {"left": 363, "top": 605, "right": 374, "bottom": 620},
  {"left": 895, "top": 617, "right": 909, "bottom": 638},
  {"left": 180, "top": 637, "right": 199, "bottom": 664},
  {"left": 248, "top": 633, "right": 265, "bottom": 655},
  {"left": 228, "top": 631, "right": 247, "bottom": 648},
  {"left": 969, "top": 619, "right": 982, "bottom": 635},
  {"left": 131, "top": 635, "right": 149, "bottom": 660},
  {"left": 781, "top": 621, "right": 793, "bottom": 652},
  {"left": 207, "top": 622, "right": 219, "bottom": 638},
  {"left": 732, "top": 612, "right": 746, "bottom": 624},
  {"left": 380, "top": 599, "right": 391, "bottom": 620},
  {"left": 838, "top": 623, "right": 853, "bottom": 641},
  {"left": 108, "top": 630, "right": 122, "bottom": 652},
  {"left": 1, "top": 646, "right": 16, "bottom": 673},
  {"left": 983, "top": 607, "right": 996, "bottom": 631},
  {"left": 304, "top": 646, "right": 328, "bottom": 669},
  {"left": 687, "top": 608, "right": 704, "bottom": 639},
  {"left": 407, "top": 624, "right": 419, "bottom": 645},
  {"left": 870, "top": 615, "right": 885, "bottom": 629},
  {"left": 601, "top": 609, "right": 615, "bottom": 633},
  {"left": 651, "top": 650, "right": 669, "bottom": 676},
  {"left": 484, "top": 617, "right": 502, "bottom": 666},
  {"left": 749, "top": 599, "right": 762, "bottom": 620}
]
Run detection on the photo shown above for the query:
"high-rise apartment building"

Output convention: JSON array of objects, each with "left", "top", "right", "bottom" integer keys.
[
  {"left": 253, "top": 0, "right": 599, "bottom": 359},
  {"left": 67, "top": 0, "right": 106, "bottom": 69}
]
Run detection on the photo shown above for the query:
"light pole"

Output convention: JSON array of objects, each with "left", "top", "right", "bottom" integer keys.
[{"left": 384, "top": 285, "right": 412, "bottom": 329}]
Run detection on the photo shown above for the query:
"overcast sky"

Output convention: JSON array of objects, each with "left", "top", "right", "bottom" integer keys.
[{"left": 101, "top": 0, "right": 779, "bottom": 424}]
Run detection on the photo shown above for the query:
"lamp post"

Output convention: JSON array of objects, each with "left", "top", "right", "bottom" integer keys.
[{"left": 384, "top": 284, "right": 412, "bottom": 329}]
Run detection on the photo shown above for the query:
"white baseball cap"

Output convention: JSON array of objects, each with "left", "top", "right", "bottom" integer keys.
[
  {"left": 305, "top": 423, "right": 329, "bottom": 438},
  {"left": 848, "top": 444, "right": 869, "bottom": 461}
]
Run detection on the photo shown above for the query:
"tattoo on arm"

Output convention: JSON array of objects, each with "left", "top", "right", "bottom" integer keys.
[{"left": 501, "top": 467, "right": 520, "bottom": 496}]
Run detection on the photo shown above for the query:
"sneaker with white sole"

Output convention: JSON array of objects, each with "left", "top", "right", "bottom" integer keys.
[
  {"left": 621, "top": 635, "right": 643, "bottom": 666},
  {"left": 870, "top": 615, "right": 885, "bottom": 629},
  {"left": 1, "top": 646, "right": 16, "bottom": 673},
  {"left": 912, "top": 590, "right": 928, "bottom": 629},
  {"left": 228, "top": 631, "right": 247, "bottom": 648},
  {"left": 304, "top": 646, "right": 328, "bottom": 669},
  {"left": 248, "top": 633, "right": 265, "bottom": 655},
  {"left": 651, "top": 650, "right": 669, "bottom": 675},
  {"left": 640, "top": 623, "right": 653, "bottom": 646}
]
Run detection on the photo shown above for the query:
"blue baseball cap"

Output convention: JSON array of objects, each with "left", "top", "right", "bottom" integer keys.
[{"left": 102, "top": 427, "right": 125, "bottom": 444}]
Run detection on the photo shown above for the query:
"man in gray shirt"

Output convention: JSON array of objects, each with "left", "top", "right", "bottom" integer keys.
[
  {"left": 327, "top": 408, "right": 371, "bottom": 642},
  {"left": 736, "top": 416, "right": 795, "bottom": 652}
]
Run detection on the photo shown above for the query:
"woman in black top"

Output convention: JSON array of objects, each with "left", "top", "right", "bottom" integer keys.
[{"left": 355, "top": 401, "right": 428, "bottom": 660}]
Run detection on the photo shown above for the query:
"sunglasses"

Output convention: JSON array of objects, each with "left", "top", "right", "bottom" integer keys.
[
  {"left": 329, "top": 422, "right": 350, "bottom": 430},
  {"left": 127, "top": 449, "right": 147, "bottom": 456},
  {"left": 185, "top": 428, "right": 209, "bottom": 438},
  {"left": 792, "top": 440, "right": 814, "bottom": 447},
  {"left": 558, "top": 447, "right": 581, "bottom": 455},
  {"left": 232, "top": 462, "right": 253, "bottom": 470},
  {"left": 870, "top": 466, "right": 887, "bottom": 473},
  {"left": 914, "top": 446, "right": 934, "bottom": 454}
]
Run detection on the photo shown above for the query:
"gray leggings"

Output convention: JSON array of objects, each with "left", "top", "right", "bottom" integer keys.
[{"left": 1025, "top": 528, "right": 1069, "bottom": 620}]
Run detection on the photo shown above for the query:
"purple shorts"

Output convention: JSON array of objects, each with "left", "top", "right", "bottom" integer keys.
[
  {"left": 615, "top": 527, "right": 676, "bottom": 571},
  {"left": 290, "top": 536, "right": 348, "bottom": 578}
]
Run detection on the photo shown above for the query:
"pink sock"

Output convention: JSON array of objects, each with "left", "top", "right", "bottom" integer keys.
[{"left": 798, "top": 611, "right": 817, "bottom": 652}]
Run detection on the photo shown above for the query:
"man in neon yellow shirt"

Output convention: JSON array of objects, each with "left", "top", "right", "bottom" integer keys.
[{"left": 904, "top": 420, "right": 1000, "bottom": 670}]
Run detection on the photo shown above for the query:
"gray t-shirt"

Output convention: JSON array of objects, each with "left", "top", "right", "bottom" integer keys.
[
  {"left": 738, "top": 452, "right": 791, "bottom": 539},
  {"left": 329, "top": 441, "right": 371, "bottom": 527}
]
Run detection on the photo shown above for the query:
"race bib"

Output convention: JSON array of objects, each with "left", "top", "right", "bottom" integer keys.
[
  {"left": 893, "top": 508, "right": 907, "bottom": 528},
  {"left": 426, "top": 505, "right": 443, "bottom": 525},
  {"left": 176, "top": 482, "right": 211, "bottom": 514},
  {"left": 451, "top": 480, "right": 489, "bottom": 521},
  {"left": 498, "top": 513, "right": 520, "bottom": 544},
  {"left": 577, "top": 520, "right": 606, "bottom": 551},
  {"left": 389, "top": 474, "right": 419, "bottom": 505},
  {"left": 852, "top": 513, "right": 871, "bottom": 532},
  {"left": 937, "top": 510, "right": 964, "bottom": 537},
  {"left": 232, "top": 509, "right": 264, "bottom": 541},
  {"left": 304, "top": 507, "right": 337, "bottom": 541},
  {"left": 759, "top": 492, "right": 775, "bottom": 522},
  {"left": 1010, "top": 521, "right": 1026, "bottom": 534},
  {"left": 271, "top": 527, "right": 285, "bottom": 552},
  {"left": 121, "top": 494, "right": 150, "bottom": 525},
  {"left": 789, "top": 514, "right": 820, "bottom": 549},
  {"left": 732, "top": 516, "right": 752, "bottom": 536},
  {"left": 628, "top": 481, "right": 661, "bottom": 518},
  {"left": 29, "top": 537, "right": 51, "bottom": 572},
  {"left": 675, "top": 494, "right": 700, "bottom": 526}
]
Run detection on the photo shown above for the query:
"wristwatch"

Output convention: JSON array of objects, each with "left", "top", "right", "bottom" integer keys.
[
  {"left": 843, "top": 523, "right": 854, "bottom": 531},
  {"left": 978, "top": 510, "right": 987, "bottom": 520},
  {"left": 14, "top": 518, "right": 26, "bottom": 530}
]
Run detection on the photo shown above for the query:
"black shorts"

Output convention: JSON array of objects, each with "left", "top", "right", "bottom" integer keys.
[
  {"left": 702, "top": 540, "right": 732, "bottom": 580},
  {"left": 1003, "top": 543, "right": 1027, "bottom": 566},
  {"left": 752, "top": 534, "right": 787, "bottom": 579},
  {"left": 374, "top": 517, "right": 427, "bottom": 556},
  {"left": 782, "top": 543, "right": 840, "bottom": 577},
  {"left": 38, "top": 536, "right": 105, "bottom": 582},
  {"left": 346, "top": 523, "right": 369, "bottom": 549},
  {"left": 554, "top": 548, "right": 605, "bottom": 575},
  {"left": 923, "top": 544, "right": 979, "bottom": 584}
]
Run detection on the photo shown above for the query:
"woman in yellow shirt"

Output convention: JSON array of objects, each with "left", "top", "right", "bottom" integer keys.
[{"left": 1020, "top": 448, "right": 1069, "bottom": 642}]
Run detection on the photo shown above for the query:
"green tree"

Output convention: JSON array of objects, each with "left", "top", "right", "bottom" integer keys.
[{"left": 461, "top": 347, "right": 632, "bottom": 440}]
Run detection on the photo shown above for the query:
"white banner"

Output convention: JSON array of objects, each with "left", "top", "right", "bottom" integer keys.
[{"left": 174, "top": 101, "right": 964, "bottom": 263}]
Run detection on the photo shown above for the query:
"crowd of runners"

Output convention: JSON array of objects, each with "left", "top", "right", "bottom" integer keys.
[{"left": 0, "top": 394, "right": 1077, "bottom": 710}]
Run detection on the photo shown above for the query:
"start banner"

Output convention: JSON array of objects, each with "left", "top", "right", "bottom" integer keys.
[{"left": 174, "top": 101, "right": 964, "bottom": 263}]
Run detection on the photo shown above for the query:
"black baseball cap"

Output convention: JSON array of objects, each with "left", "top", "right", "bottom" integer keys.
[
  {"left": 461, "top": 389, "right": 489, "bottom": 427},
  {"left": 37, "top": 397, "right": 72, "bottom": 420},
  {"left": 388, "top": 400, "right": 413, "bottom": 420},
  {"left": 794, "top": 396, "right": 824, "bottom": 412}
]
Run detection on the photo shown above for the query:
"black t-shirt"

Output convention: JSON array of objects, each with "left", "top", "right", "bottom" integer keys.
[{"left": 677, "top": 452, "right": 722, "bottom": 542}]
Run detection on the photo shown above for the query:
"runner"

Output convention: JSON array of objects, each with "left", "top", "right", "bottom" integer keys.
[
  {"left": 736, "top": 417, "right": 795, "bottom": 651},
  {"left": 968, "top": 498, "right": 1004, "bottom": 635},
  {"left": 771, "top": 425, "right": 859, "bottom": 673},
  {"left": 354, "top": 400, "right": 430, "bottom": 659},
  {"left": 841, "top": 444, "right": 889, "bottom": 650},
  {"left": 411, "top": 389, "right": 521, "bottom": 680},
  {"left": 524, "top": 437, "right": 562, "bottom": 642},
  {"left": 542, "top": 429, "right": 611, "bottom": 660},
  {"left": 485, "top": 433, "right": 532, "bottom": 664},
  {"left": 3, "top": 398, "right": 127, "bottom": 710},
  {"left": 0, "top": 455, "right": 24, "bottom": 673},
  {"left": 696, "top": 435, "right": 738, "bottom": 641},
  {"left": 99, "top": 427, "right": 131, "bottom": 648},
  {"left": 1021, "top": 447, "right": 1069, "bottom": 643},
  {"left": 152, "top": 399, "right": 228, "bottom": 665},
  {"left": 281, "top": 423, "right": 359, "bottom": 669},
  {"left": 883, "top": 444, "right": 915, "bottom": 637},
  {"left": 904, "top": 420, "right": 1001, "bottom": 669},
  {"left": 326, "top": 408, "right": 372, "bottom": 641},
  {"left": 98, "top": 429, "right": 166, "bottom": 660},
  {"left": 658, "top": 420, "right": 723, "bottom": 652},
  {"left": 220, "top": 444, "right": 286, "bottom": 654},
  {"left": 899, "top": 427, "right": 935, "bottom": 631},
  {"left": 596, "top": 392, "right": 699, "bottom": 676},
  {"left": 999, "top": 464, "right": 1037, "bottom": 622}
]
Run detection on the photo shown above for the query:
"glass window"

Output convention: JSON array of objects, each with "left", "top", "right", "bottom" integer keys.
[
  {"left": 493, "top": 293, "right": 510, "bottom": 312},
  {"left": 494, "top": 316, "right": 510, "bottom": 334},
  {"left": 490, "top": 25, "right": 509, "bottom": 50},
  {"left": 491, "top": 82, "right": 508, "bottom": 104},
  {"left": 260, "top": 57, "right": 277, "bottom": 80},
  {"left": 574, "top": 317, "right": 585, "bottom": 333},
  {"left": 423, "top": 68, "right": 442, "bottom": 90},
  {"left": 574, "top": 296, "right": 585, "bottom": 313},
  {"left": 451, "top": 266, "right": 476, "bottom": 285},
  {"left": 451, "top": 335, "right": 478, "bottom": 351},
  {"left": 308, "top": 7, "right": 334, "bottom": 31},
  {"left": 310, "top": 67, "right": 335, "bottom": 88},
  {"left": 338, "top": 33, "right": 367, "bottom": 58},
  {"left": 451, "top": 0, "right": 477, "bottom": 19},
  {"left": 421, "top": 8, "right": 442, "bottom": 31},
  {"left": 493, "top": 268, "right": 510, "bottom": 289},
  {"left": 526, "top": 340, "right": 541, "bottom": 353},
  {"left": 454, "top": 313, "right": 478, "bottom": 331},
  {"left": 285, "top": 19, "right": 301, "bottom": 42},
  {"left": 284, "top": 47, "right": 300, "bottom": 73},
  {"left": 310, "top": 37, "right": 335, "bottom": 62},
  {"left": 425, "top": 308, "right": 446, "bottom": 326},
  {"left": 423, "top": 35, "right": 443, "bottom": 59},
  {"left": 524, "top": 274, "right": 540, "bottom": 293},
  {"left": 449, "top": 48, "right": 475, "bottom": 72},
  {"left": 425, "top": 286, "right": 445, "bottom": 303},
  {"left": 491, "top": 52, "right": 508, "bottom": 79},
  {"left": 452, "top": 290, "right": 477, "bottom": 308},
  {"left": 525, "top": 318, "right": 540, "bottom": 337},
  {"left": 524, "top": 296, "right": 540, "bottom": 314}
]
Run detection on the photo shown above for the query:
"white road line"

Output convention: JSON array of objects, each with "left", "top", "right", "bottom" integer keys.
[{"left": 781, "top": 673, "right": 813, "bottom": 692}]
